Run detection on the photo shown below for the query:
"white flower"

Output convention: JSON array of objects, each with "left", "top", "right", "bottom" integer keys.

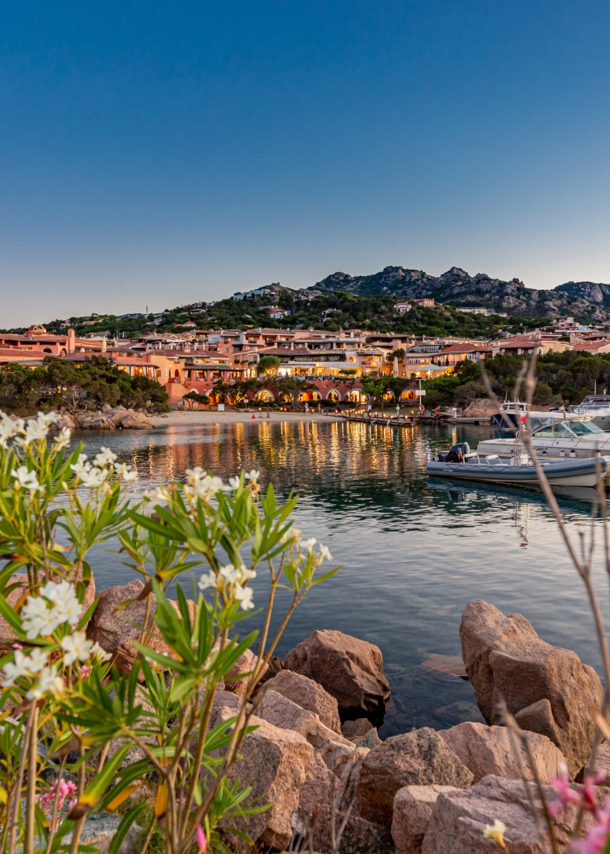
[
  {"left": 61, "top": 632, "right": 93, "bottom": 666},
  {"left": 93, "top": 447, "right": 117, "bottom": 467},
  {"left": 37, "top": 412, "right": 58, "bottom": 427},
  {"left": 2, "top": 648, "right": 49, "bottom": 686},
  {"left": 184, "top": 470, "right": 224, "bottom": 502},
  {"left": 185, "top": 466, "right": 205, "bottom": 485},
  {"left": 26, "top": 647, "right": 51, "bottom": 673},
  {"left": 318, "top": 544, "right": 332, "bottom": 562},
  {"left": 41, "top": 581, "right": 81, "bottom": 627},
  {"left": 234, "top": 586, "right": 255, "bottom": 611},
  {"left": 244, "top": 470, "right": 260, "bottom": 481},
  {"left": 18, "top": 417, "right": 50, "bottom": 445},
  {"left": 220, "top": 564, "right": 240, "bottom": 584},
  {"left": 78, "top": 467, "right": 108, "bottom": 489},
  {"left": 21, "top": 596, "right": 59, "bottom": 639},
  {"left": 483, "top": 819, "right": 506, "bottom": 847},
  {"left": 227, "top": 476, "right": 241, "bottom": 490},
  {"left": 0, "top": 415, "right": 22, "bottom": 447},
  {"left": 239, "top": 566, "right": 257, "bottom": 582},
  {"left": 53, "top": 427, "right": 71, "bottom": 450},
  {"left": 198, "top": 571, "right": 220, "bottom": 591},
  {"left": 2, "top": 651, "right": 30, "bottom": 686},
  {"left": 301, "top": 538, "right": 317, "bottom": 552},
  {"left": 70, "top": 455, "right": 91, "bottom": 479},
  {"left": 12, "top": 466, "right": 42, "bottom": 493},
  {"left": 90, "top": 642, "right": 111, "bottom": 662},
  {"left": 27, "top": 665, "right": 64, "bottom": 700},
  {"left": 114, "top": 463, "right": 137, "bottom": 482}
]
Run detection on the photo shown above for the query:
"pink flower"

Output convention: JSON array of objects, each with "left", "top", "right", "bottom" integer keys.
[
  {"left": 550, "top": 763, "right": 581, "bottom": 812},
  {"left": 583, "top": 774, "right": 606, "bottom": 810},
  {"left": 572, "top": 810, "right": 610, "bottom": 854},
  {"left": 196, "top": 825, "right": 207, "bottom": 854},
  {"left": 80, "top": 665, "right": 90, "bottom": 677}
]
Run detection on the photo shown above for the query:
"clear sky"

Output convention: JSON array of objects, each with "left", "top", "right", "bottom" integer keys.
[{"left": 2, "top": 0, "right": 610, "bottom": 327}]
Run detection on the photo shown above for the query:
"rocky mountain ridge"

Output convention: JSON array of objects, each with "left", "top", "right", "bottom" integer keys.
[{"left": 305, "top": 266, "right": 610, "bottom": 320}]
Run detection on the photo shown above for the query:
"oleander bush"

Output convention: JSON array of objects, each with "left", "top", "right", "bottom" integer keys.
[{"left": 0, "top": 412, "right": 338, "bottom": 854}]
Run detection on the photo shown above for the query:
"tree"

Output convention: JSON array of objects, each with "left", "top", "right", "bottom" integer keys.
[
  {"left": 183, "top": 390, "right": 210, "bottom": 409},
  {"left": 386, "top": 348, "right": 405, "bottom": 362},
  {"left": 257, "top": 355, "right": 281, "bottom": 376}
]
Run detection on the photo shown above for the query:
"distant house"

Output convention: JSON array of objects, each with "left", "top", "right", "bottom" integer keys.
[
  {"left": 266, "top": 306, "right": 291, "bottom": 319},
  {"left": 177, "top": 321, "right": 197, "bottom": 329},
  {"left": 321, "top": 308, "right": 341, "bottom": 318},
  {"left": 414, "top": 298, "right": 435, "bottom": 309},
  {"left": 394, "top": 301, "right": 412, "bottom": 314}
]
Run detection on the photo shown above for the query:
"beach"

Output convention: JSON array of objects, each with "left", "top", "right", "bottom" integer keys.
[{"left": 149, "top": 409, "right": 344, "bottom": 427}]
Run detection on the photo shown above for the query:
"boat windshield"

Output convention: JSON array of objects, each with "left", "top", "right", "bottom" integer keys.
[{"left": 569, "top": 420, "right": 604, "bottom": 435}]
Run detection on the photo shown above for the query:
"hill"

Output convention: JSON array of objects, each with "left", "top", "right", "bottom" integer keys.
[{"left": 309, "top": 266, "right": 610, "bottom": 321}]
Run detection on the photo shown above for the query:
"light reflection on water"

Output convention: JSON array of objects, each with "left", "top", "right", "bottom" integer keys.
[{"left": 75, "top": 420, "right": 610, "bottom": 737}]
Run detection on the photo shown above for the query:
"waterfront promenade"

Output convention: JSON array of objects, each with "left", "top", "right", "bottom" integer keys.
[{"left": 149, "top": 410, "right": 344, "bottom": 427}]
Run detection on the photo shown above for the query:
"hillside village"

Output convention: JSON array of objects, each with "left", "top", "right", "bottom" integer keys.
[{"left": 1, "top": 288, "right": 610, "bottom": 410}]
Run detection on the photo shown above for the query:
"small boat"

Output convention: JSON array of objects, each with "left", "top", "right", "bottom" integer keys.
[
  {"left": 492, "top": 400, "right": 570, "bottom": 431},
  {"left": 573, "top": 395, "right": 610, "bottom": 431},
  {"left": 426, "top": 442, "right": 608, "bottom": 488},
  {"left": 478, "top": 415, "right": 610, "bottom": 459}
]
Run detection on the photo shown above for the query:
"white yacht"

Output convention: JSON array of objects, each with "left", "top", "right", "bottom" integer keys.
[
  {"left": 478, "top": 415, "right": 610, "bottom": 459},
  {"left": 573, "top": 395, "right": 610, "bottom": 431},
  {"left": 492, "top": 401, "right": 569, "bottom": 431}
]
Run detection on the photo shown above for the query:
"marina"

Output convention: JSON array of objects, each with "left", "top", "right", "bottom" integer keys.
[{"left": 73, "top": 418, "right": 610, "bottom": 736}]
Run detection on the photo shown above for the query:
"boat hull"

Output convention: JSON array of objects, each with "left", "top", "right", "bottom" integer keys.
[
  {"left": 426, "top": 456, "right": 607, "bottom": 488},
  {"left": 477, "top": 437, "right": 610, "bottom": 459}
]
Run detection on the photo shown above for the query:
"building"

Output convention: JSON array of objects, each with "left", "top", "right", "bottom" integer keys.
[
  {"left": 490, "top": 333, "right": 572, "bottom": 357},
  {"left": 394, "top": 301, "right": 412, "bottom": 314}
]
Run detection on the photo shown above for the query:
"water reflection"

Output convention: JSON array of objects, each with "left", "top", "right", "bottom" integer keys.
[{"left": 74, "top": 421, "right": 610, "bottom": 736}]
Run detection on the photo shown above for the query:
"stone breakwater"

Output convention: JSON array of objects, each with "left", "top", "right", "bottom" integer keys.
[{"left": 4, "top": 586, "right": 604, "bottom": 853}]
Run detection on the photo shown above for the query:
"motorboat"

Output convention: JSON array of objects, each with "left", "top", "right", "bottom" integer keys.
[
  {"left": 492, "top": 400, "right": 569, "bottom": 431},
  {"left": 478, "top": 415, "right": 610, "bottom": 460},
  {"left": 573, "top": 395, "right": 610, "bottom": 431},
  {"left": 427, "top": 442, "right": 608, "bottom": 488}
]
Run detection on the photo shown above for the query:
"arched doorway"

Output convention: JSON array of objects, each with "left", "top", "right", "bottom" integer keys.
[
  {"left": 298, "top": 390, "right": 321, "bottom": 402},
  {"left": 326, "top": 390, "right": 341, "bottom": 402},
  {"left": 345, "top": 389, "right": 366, "bottom": 403},
  {"left": 255, "top": 389, "right": 275, "bottom": 403}
]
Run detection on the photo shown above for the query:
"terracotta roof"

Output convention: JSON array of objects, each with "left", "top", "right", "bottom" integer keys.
[{"left": 572, "top": 341, "right": 610, "bottom": 351}]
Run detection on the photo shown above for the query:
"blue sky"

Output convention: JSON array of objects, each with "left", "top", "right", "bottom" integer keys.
[{"left": 2, "top": 0, "right": 610, "bottom": 327}]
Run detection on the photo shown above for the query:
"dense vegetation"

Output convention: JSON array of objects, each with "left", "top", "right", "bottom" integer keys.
[
  {"left": 3, "top": 291, "right": 546, "bottom": 338},
  {"left": 422, "top": 351, "right": 610, "bottom": 408},
  {"left": 0, "top": 356, "right": 169, "bottom": 414}
]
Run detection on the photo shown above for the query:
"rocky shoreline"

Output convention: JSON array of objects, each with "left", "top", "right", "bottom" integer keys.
[
  {"left": 55, "top": 583, "right": 608, "bottom": 853},
  {"left": 51, "top": 404, "right": 153, "bottom": 430}
]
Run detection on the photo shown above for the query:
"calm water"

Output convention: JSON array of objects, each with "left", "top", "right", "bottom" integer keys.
[{"left": 76, "top": 420, "right": 610, "bottom": 737}]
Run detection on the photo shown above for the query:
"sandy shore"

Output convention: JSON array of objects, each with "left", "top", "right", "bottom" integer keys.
[{"left": 149, "top": 410, "right": 344, "bottom": 427}]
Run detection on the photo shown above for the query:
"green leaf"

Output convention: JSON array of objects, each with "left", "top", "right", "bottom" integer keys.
[
  {"left": 311, "top": 566, "right": 342, "bottom": 586},
  {"left": 108, "top": 805, "right": 149, "bottom": 854},
  {"left": 0, "top": 594, "right": 23, "bottom": 632}
]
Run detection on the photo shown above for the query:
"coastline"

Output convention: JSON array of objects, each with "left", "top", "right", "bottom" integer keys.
[{"left": 148, "top": 410, "right": 345, "bottom": 427}]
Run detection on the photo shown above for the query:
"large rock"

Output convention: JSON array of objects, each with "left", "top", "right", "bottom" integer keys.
[
  {"left": 355, "top": 727, "right": 474, "bottom": 826},
  {"left": 284, "top": 630, "right": 390, "bottom": 724},
  {"left": 265, "top": 669, "right": 342, "bottom": 734},
  {"left": 297, "top": 751, "right": 335, "bottom": 827},
  {"left": 392, "top": 785, "right": 459, "bottom": 854},
  {"left": 460, "top": 600, "right": 604, "bottom": 776},
  {"left": 440, "top": 721, "right": 566, "bottom": 783},
  {"left": 311, "top": 807, "right": 393, "bottom": 854},
  {"left": 224, "top": 716, "right": 314, "bottom": 849},
  {"left": 86, "top": 579, "right": 190, "bottom": 674},
  {"left": 421, "top": 775, "right": 587, "bottom": 854},
  {"left": 256, "top": 690, "right": 356, "bottom": 775}
]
